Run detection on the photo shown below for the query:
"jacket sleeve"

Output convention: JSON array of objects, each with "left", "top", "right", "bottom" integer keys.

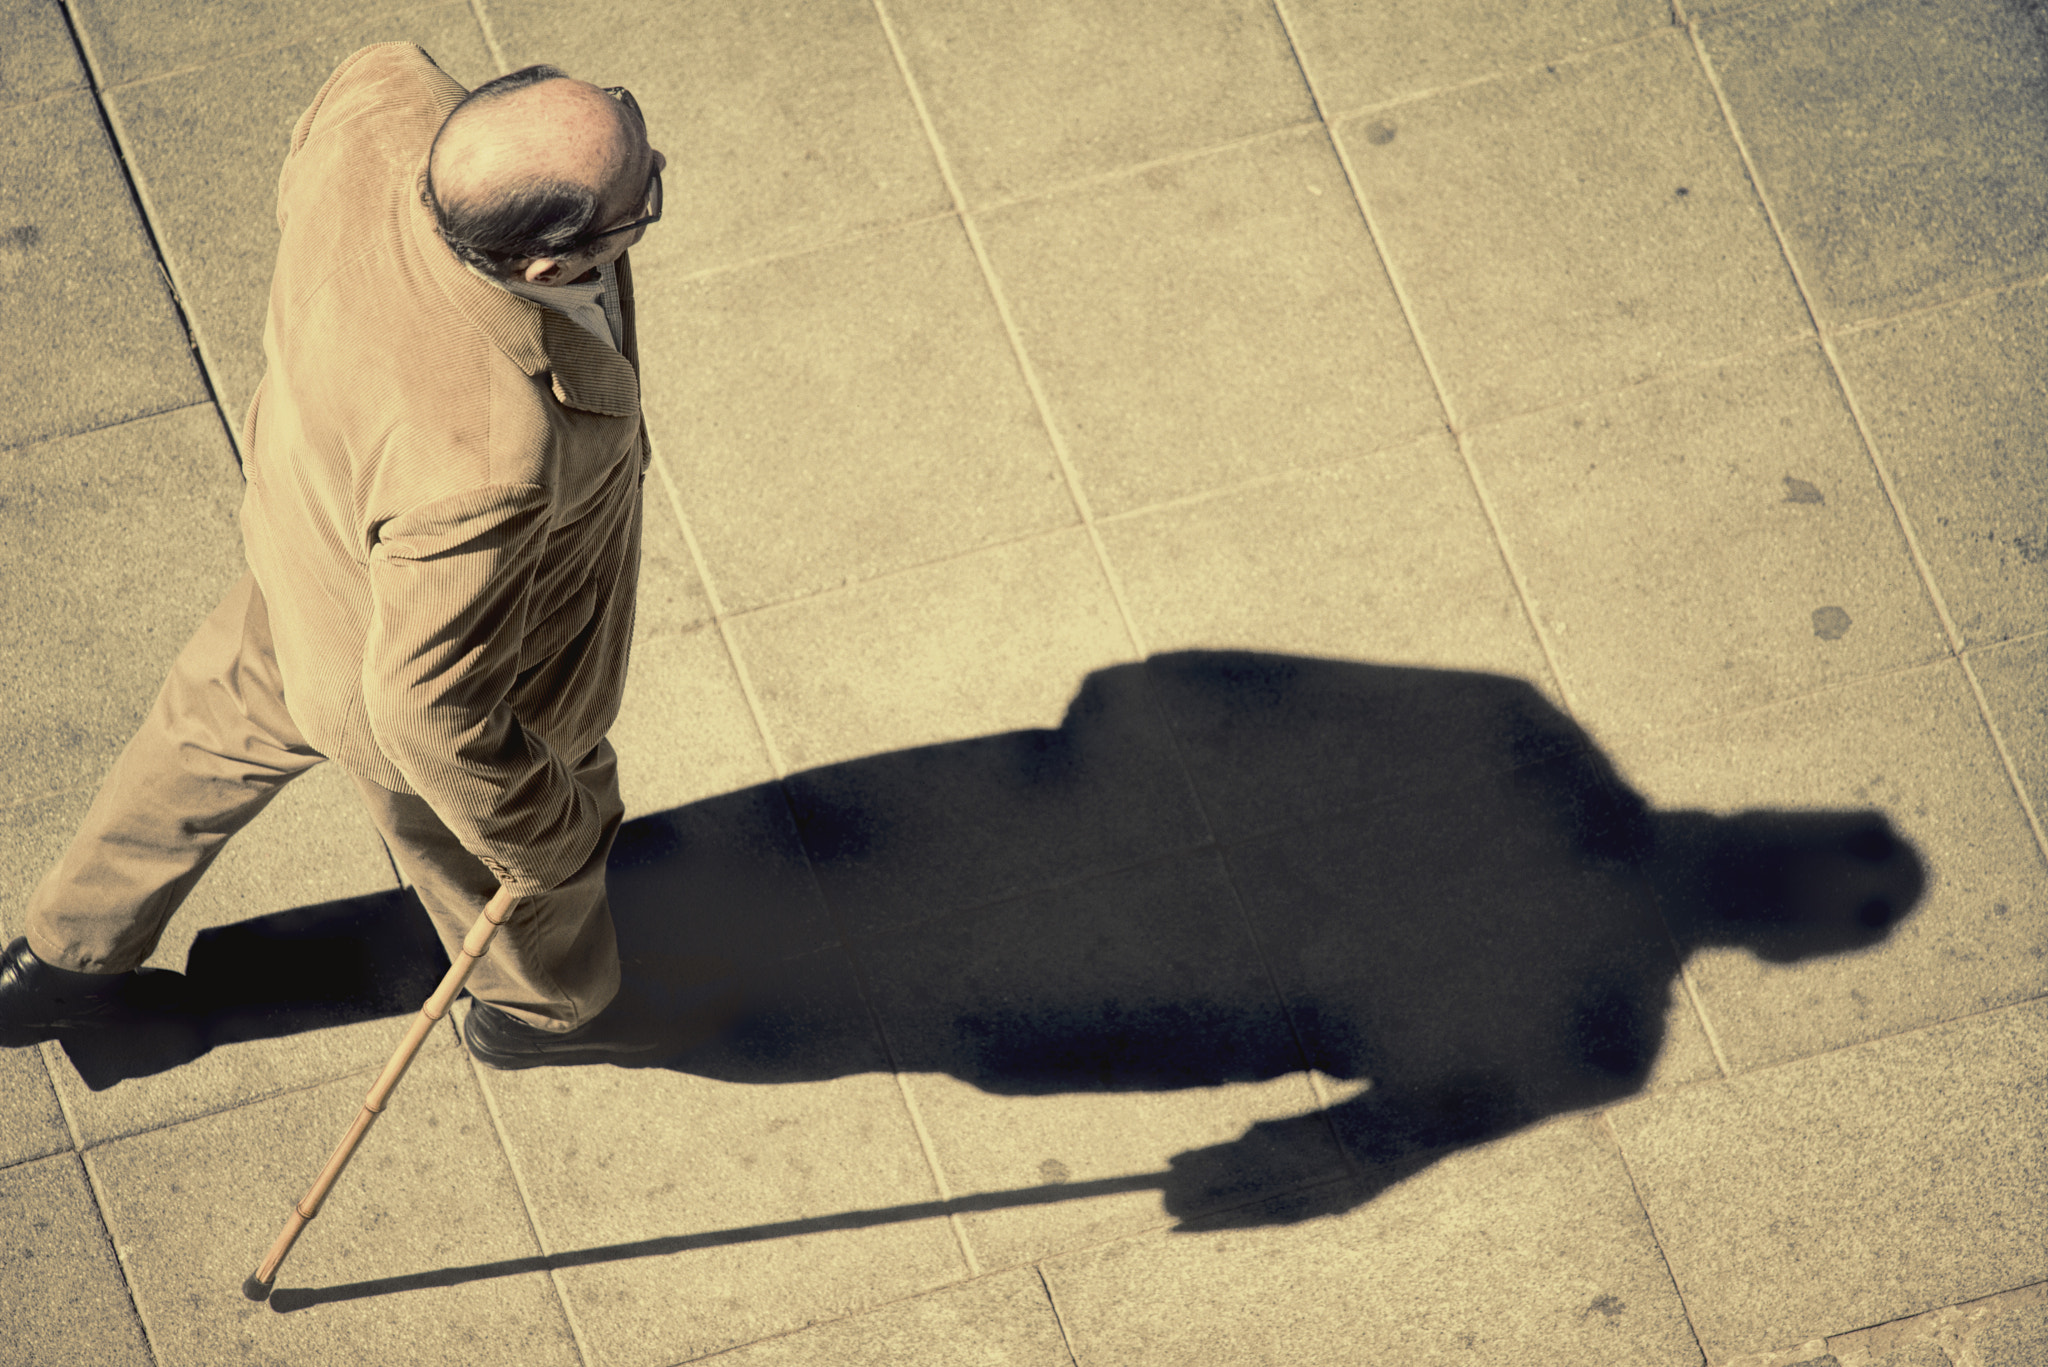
[{"left": 362, "top": 483, "right": 603, "bottom": 893}]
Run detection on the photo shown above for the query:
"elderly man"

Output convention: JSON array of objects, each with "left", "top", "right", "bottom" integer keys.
[{"left": 0, "top": 44, "right": 666, "bottom": 1068}]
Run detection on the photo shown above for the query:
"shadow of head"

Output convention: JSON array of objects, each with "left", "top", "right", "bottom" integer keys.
[{"left": 1655, "top": 808, "right": 1926, "bottom": 963}]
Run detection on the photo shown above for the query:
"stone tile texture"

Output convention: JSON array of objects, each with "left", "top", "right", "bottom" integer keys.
[
  {"left": 0, "top": 0, "right": 87, "bottom": 110},
  {"left": 0, "top": 93, "right": 206, "bottom": 450},
  {"left": 1698, "top": 0, "right": 2048, "bottom": 325},
  {"left": 642, "top": 219, "right": 1073, "bottom": 613},
  {"left": 1286, "top": 0, "right": 1671, "bottom": 112},
  {"left": 1833, "top": 280, "right": 2048, "bottom": 648},
  {"left": 0, "top": 408, "right": 243, "bottom": 796},
  {"left": 1609, "top": 1002, "right": 2048, "bottom": 1362},
  {"left": 1341, "top": 30, "right": 1807, "bottom": 426},
  {"left": 0, "top": 1155, "right": 153, "bottom": 1367},
  {"left": 885, "top": 0, "right": 1316, "bottom": 206},
  {"left": 1045, "top": 1116, "right": 1703, "bottom": 1366},
  {"left": 977, "top": 125, "right": 1440, "bottom": 515},
  {"left": 1469, "top": 343, "right": 1945, "bottom": 735},
  {"left": 7, "top": 1, "right": 2047, "bottom": 1364},
  {"left": 0, "top": 1047, "right": 68, "bottom": 1170}
]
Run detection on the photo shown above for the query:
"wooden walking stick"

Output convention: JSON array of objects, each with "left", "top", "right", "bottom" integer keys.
[{"left": 244, "top": 884, "right": 517, "bottom": 1301}]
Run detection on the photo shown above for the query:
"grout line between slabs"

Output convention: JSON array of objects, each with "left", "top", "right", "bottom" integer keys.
[
  {"left": 76, "top": 1148, "right": 169, "bottom": 1367},
  {"left": 54, "top": 0, "right": 243, "bottom": 471},
  {"left": 1037, "top": 1263, "right": 1083, "bottom": 1367},
  {"left": 89, "top": 0, "right": 478, "bottom": 94},
  {"left": 1689, "top": 20, "right": 2048, "bottom": 879},
  {"left": 889, "top": 1071, "right": 985, "bottom": 1277},
  {"left": 864, "top": 0, "right": 1171, "bottom": 708},
  {"left": 1270, "top": 0, "right": 1579, "bottom": 722},
  {"left": 465, "top": 1051, "right": 600, "bottom": 1367},
  {"left": 1685, "top": 22, "right": 1961, "bottom": 653},
  {"left": 1596, "top": 1112, "right": 1711, "bottom": 1363},
  {"left": 1311, "top": 17, "right": 1679, "bottom": 126},
  {"left": 648, "top": 450, "right": 793, "bottom": 782},
  {"left": 468, "top": 0, "right": 510, "bottom": 74},
  {"left": 1957, "top": 654, "right": 2048, "bottom": 869},
  {"left": 866, "top": 0, "right": 1222, "bottom": 858}
]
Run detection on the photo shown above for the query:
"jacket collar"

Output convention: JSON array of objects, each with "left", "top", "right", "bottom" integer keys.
[{"left": 406, "top": 156, "right": 641, "bottom": 419}]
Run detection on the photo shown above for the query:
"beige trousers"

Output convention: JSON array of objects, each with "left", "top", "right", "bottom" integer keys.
[{"left": 23, "top": 573, "right": 621, "bottom": 1031}]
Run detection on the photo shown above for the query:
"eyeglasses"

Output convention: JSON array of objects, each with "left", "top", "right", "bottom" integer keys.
[{"left": 572, "top": 86, "right": 662, "bottom": 250}]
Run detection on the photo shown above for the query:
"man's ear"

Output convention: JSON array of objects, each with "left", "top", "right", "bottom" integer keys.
[{"left": 522, "top": 257, "right": 566, "bottom": 284}]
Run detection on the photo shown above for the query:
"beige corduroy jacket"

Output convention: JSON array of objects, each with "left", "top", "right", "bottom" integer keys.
[{"left": 239, "top": 43, "right": 649, "bottom": 894}]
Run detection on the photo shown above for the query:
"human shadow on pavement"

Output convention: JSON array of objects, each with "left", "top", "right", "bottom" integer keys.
[
  {"left": 55, "top": 888, "right": 452, "bottom": 1089},
  {"left": 68, "top": 650, "right": 1927, "bottom": 1250},
  {"left": 600, "top": 651, "right": 1927, "bottom": 1230}
]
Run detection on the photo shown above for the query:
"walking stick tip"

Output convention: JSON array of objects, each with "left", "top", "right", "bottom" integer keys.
[{"left": 242, "top": 1272, "right": 275, "bottom": 1302}]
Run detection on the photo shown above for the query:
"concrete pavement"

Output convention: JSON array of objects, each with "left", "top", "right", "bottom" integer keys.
[{"left": 2, "top": 0, "right": 2045, "bottom": 1363}]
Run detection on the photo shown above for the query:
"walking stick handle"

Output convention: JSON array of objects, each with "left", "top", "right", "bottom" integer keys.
[{"left": 244, "top": 884, "right": 517, "bottom": 1300}]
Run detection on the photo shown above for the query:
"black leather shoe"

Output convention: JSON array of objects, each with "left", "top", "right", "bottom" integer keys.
[
  {"left": 461, "top": 999, "right": 672, "bottom": 1070},
  {"left": 0, "top": 938, "right": 170, "bottom": 1045}
]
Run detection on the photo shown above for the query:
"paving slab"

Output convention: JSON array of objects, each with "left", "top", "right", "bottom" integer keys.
[
  {"left": 1044, "top": 1113, "right": 1702, "bottom": 1366},
  {"left": 884, "top": 0, "right": 1314, "bottom": 207},
  {"left": 476, "top": 1027, "right": 967, "bottom": 1367},
  {"left": 730, "top": 528, "right": 1136, "bottom": 765},
  {"left": 0, "top": 0, "right": 87, "bottom": 111},
  {"left": 732, "top": 534, "right": 1212, "bottom": 934},
  {"left": 703, "top": 1266, "right": 1071, "bottom": 1366},
  {"left": 858, "top": 852, "right": 1341, "bottom": 1268},
  {"left": 0, "top": 1153, "right": 153, "bottom": 1367},
  {"left": 0, "top": 92, "right": 207, "bottom": 450},
  {"left": 1339, "top": 29, "right": 1806, "bottom": 427},
  {"left": 489, "top": 0, "right": 951, "bottom": 278},
  {"left": 0, "top": 407, "right": 243, "bottom": 797},
  {"left": 1284, "top": 0, "right": 1669, "bottom": 113},
  {"left": 612, "top": 620, "right": 772, "bottom": 821},
  {"left": 103, "top": 5, "right": 497, "bottom": 425},
  {"left": 1097, "top": 430, "right": 1542, "bottom": 675},
  {"left": 1971, "top": 633, "right": 2048, "bottom": 832},
  {"left": 88, "top": 1048, "right": 576, "bottom": 1367},
  {"left": 1469, "top": 343, "right": 1944, "bottom": 736},
  {"left": 976, "top": 125, "right": 1440, "bottom": 516},
  {"left": 1815, "top": 1282, "right": 2048, "bottom": 1367},
  {"left": 634, "top": 473, "right": 716, "bottom": 639},
  {"left": 67, "top": 0, "right": 467, "bottom": 88},
  {"left": 1696, "top": 0, "right": 2048, "bottom": 326},
  {"left": 0, "top": 1045, "right": 69, "bottom": 1170},
  {"left": 1832, "top": 279, "right": 2048, "bottom": 648},
  {"left": 640, "top": 219, "right": 1073, "bottom": 614},
  {"left": 1608, "top": 1000, "right": 2048, "bottom": 1362},
  {"left": 1608, "top": 661, "right": 2047, "bottom": 1072}
]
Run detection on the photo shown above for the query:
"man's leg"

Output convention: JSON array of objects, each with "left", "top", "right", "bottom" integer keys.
[
  {"left": 346, "top": 738, "right": 625, "bottom": 1032},
  {"left": 21, "top": 572, "right": 325, "bottom": 974}
]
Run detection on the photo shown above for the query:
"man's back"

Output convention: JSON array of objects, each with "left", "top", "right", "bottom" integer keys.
[{"left": 240, "top": 44, "right": 646, "bottom": 886}]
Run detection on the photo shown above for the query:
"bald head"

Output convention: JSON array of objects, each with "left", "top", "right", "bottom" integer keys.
[{"left": 424, "top": 65, "right": 655, "bottom": 281}]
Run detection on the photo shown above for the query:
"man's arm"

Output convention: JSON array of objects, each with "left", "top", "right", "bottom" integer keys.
[{"left": 362, "top": 483, "right": 603, "bottom": 893}]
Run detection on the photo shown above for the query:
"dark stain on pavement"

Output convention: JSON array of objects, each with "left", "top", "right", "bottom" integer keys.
[
  {"left": 1813, "top": 605, "right": 1853, "bottom": 639},
  {"left": 1783, "top": 476, "right": 1825, "bottom": 504},
  {"left": 1, "top": 225, "right": 40, "bottom": 251},
  {"left": 1363, "top": 120, "right": 1397, "bottom": 146}
]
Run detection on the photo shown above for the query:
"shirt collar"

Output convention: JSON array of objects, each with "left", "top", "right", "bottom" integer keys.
[{"left": 406, "top": 157, "right": 639, "bottom": 419}]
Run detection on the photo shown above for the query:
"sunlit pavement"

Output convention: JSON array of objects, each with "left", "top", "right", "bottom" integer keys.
[{"left": 2, "top": 2, "right": 2045, "bottom": 1364}]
